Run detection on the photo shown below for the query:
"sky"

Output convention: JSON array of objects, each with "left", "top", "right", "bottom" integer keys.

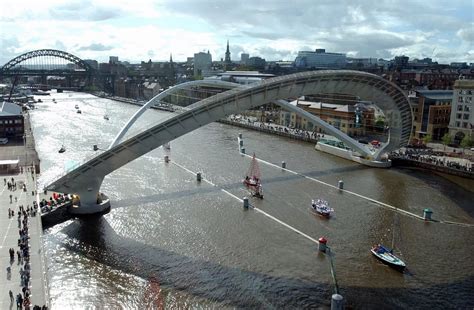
[{"left": 0, "top": 0, "right": 473, "bottom": 65}]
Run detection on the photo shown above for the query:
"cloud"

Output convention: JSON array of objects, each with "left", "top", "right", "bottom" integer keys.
[
  {"left": 78, "top": 43, "right": 114, "bottom": 51},
  {"left": 49, "top": 1, "right": 123, "bottom": 21},
  {"left": 1, "top": 0, "right": 473, "bottom": 64},
  {"left": 457, "top": 24, "right": 474, "bottom": 42}
]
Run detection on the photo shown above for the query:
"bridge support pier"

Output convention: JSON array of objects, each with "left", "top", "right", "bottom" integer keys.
[
  {"left": 66, "top": 177, "right": 111, "bottom": 215},
  {"left": 69, "top": 190, "right": 111, "bottom": 215}
]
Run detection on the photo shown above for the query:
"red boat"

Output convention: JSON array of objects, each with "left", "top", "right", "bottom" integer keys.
[{"left": 243, "top": 153, "right": 264, "bottom": 199}]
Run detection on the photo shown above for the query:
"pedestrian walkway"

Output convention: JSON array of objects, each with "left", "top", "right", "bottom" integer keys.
[{"left": 0, "top": 168, "right": 48, "bottom": 309}]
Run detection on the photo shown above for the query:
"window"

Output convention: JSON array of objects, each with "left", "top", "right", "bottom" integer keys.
[
  {"left": 463, "top": 114, "right": 469, "bottom": 120},
  {"left": 465, "top": 106, "right": 470, "bottom": 112},
  {"left": 456, "top": 121, "right": 461, "bottom": 127},
  {"left": 463, "top": 122, "right": 468, "bottom": 128},
  {"left": 458, "top": 105, "right": 463, "bottom": 111},
  {"left": 457, "top": 113, "right": 462, "bottom": 119}
]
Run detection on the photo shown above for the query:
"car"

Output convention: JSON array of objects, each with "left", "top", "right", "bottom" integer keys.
[{"left": 0, "top": 138, "right": 8, "bottom": 145}]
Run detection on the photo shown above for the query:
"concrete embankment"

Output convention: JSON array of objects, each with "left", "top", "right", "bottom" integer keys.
[
  {"left": 391, "top": 158, "right": 474, "bottom": 180},
  {"left": 218, "top": 119, "right": 318, "bottom": 143}
]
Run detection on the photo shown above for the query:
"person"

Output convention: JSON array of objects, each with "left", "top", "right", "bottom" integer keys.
[{"left": 9, "top": 290, "right": 13, "bottom": 302}]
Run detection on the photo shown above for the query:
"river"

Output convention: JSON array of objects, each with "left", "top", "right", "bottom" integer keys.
[{"left": 30, "top": 92, "right": 474, "bottom": 309}]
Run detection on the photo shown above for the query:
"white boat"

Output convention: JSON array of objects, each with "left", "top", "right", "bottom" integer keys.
[
  {"left": 371, "top": 244, "right": 406, "bottom": 270},
  {"left": 103, "top": 115, "right": 109, "bottom": 120},
  {"left": 311, "top": 199, "right": 334, "bottom": 217},
  {"left": 77, "top": 109, "right": 82, "bottom": 114},
  {"left": 371, "top": 214, "right": 406, "bottom": 270},
  {"left": 75, "top": 104, "right": 79, "bottom": 109}
]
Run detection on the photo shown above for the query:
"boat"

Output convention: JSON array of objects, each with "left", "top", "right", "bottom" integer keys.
[
  {"left": 103, "top": 102, "right": 110, "bottom": 120},
  {"left": 163, "top": 142, "right": 171, "bottom": 150},
  {"left": 371, "top": 214, "right": 406, "bottom": 270},
  {"left": 37, "top": 99, "right": 42, "bottom": 103},
  {"left": 311, "top": 199, "right": 334, "bottom": 217},
  {"left": 75, "top": 104, "right": 79, "bottom": 109},
  {"left": 243, "top": 153, "right": 264, "bottom": 199},
  {"left": 371, "top": 244, "right": 406, "bottom": 270},
  {"left": 58, "top": 145, "right": 66, "bottom": 153},
  {"left": 77, "top": 109, "right": 82, "bottom": 114}
]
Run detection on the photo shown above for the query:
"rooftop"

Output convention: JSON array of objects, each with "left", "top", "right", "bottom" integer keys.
[
  {"left": 0, "top": 101, "right": 22, "bottom": 116},
  {"left": 416, "top": 90, "right": 453, "bottom": 100}
]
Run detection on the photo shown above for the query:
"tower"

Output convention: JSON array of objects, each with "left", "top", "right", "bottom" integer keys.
[{"left": 225, "top": 40, "right": 231, "bottom": 64}]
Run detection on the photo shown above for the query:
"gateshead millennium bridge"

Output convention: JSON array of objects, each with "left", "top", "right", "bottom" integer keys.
[{"left": 41, "top": 69, "right": 412, "bottom": 215}]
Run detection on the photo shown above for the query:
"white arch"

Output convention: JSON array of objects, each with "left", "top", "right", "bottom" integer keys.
[
  {"left": 109, "top": 80, "right": 241, "bottom": 149},
  {"left": 46, "top": 70, "right": 412, "bottom": 214}
]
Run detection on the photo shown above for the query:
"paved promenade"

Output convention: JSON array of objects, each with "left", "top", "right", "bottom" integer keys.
[{"left": 0, "top": 168, "right": 48, "bottom": 309}]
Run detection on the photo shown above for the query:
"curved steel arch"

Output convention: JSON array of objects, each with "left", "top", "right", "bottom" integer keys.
[
  {"left": 46, "top": 70, "right": 412, "bottom": 213},
  {"left": 1, "top": 49, "right": 93, "bottom": 72},
  {"left": 109, "top": 80, "right": 242, "bottom": 149}
]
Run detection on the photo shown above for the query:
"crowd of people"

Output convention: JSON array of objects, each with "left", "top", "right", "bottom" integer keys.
[
  {"left": 38, "top": 192, "right": 72, "bottom": 214},
  {"left": 228, "top": 116, "right": 322, "bottom": 140},
  {"left": 390, "top": 149, "right": 473, "bottom": 173},
  {"left": 5, "top": 172, "right": 49, "bottom": 309}
]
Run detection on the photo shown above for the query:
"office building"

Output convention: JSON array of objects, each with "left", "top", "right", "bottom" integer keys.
[
  {"left": 194, "top": 51, "right": 212, "bottom": 77},
  {"left": 449, "top": 79, "right": 474, "bottom": 143},
  {"left": 294, "top": 49, "right": 346, "bottom": 69}
]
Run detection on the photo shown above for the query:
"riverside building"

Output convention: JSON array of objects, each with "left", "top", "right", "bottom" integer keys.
[{"left": 449, "top": 78, "right": 474, "bottom": 144}]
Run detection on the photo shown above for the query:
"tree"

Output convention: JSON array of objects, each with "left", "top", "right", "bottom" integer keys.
[
  {"left": 441, "top": 133, "right": 451, "bottom": 151},
  {"left": 460, "top": 135, "right": 472, "bottom": 152},
  {"left": 422, "top": 134, "right": 432, "bottom": 145}
]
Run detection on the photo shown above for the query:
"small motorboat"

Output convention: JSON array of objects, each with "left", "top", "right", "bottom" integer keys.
[
  {"left": 311, "top": 199, "right": 333, "bottom": 217},
  {"left": 37, "top": 99, "right": 42, "bottom": 103},
  {"left": 58, "top": 145, "right": 66, "bottom": 153},
  {"left": 103, "top": 114, "right": 109, "bottom": 120},
  {"left": 77, "top": 109, "right": 82, "bottom": 114},
  {"left": 371, "top": 244, "right": 406, "bottom": 270},
  {"left": 75, "top": 104, "right": 79, "bottom": 109}
]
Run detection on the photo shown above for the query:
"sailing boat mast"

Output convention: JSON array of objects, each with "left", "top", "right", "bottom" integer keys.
[{"left": 246, "top": 153, "right": 261, "bottom": 180}]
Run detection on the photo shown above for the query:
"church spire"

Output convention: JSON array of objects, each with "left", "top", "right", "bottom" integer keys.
[
  {"left": 225, "top": 40, "right": 231, "bottom": 64},
  {"left": 169, "top": 53, "right": 173, "bottom": 63}
]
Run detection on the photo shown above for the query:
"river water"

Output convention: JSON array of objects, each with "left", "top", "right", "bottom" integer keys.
[{"left": 30, "top": 92, "right": 474, "bottom": 309}]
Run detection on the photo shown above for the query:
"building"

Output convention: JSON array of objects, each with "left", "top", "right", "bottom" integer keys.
[
  {"left": 0, "top": 101, "right": 24, "bottom": 139},
  {"left": 142, "top": 81, "right": 162, "bottom": 100},
  {"left": 279, "top": 97, "right": 375, "bottom": 137},
  {"left": 205, "top": 71, "right": 274, "bottom": 85},
  {"left": 83, "top": 59, "right": 98, "bottom": 70},
  {"left": 294, "top": 49, "right": 346, "bottom": 69},
  {"left": 241, "top": 53, "right": 249, "bottom": 65},
  {"left": 109, "top": 56, "right": 119, "bottom": 64},
  {"left": 413, "top": 90, "right": 453, "bottom": 140},
  {"left": 449, "top": 79, "right": 474, "bottom": 144},
  {"left": 247, "top": 57, "right": 266, "bottom": 70},
  {"left": 194, "top": 51, "right": 212, "bottom": 77}
]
